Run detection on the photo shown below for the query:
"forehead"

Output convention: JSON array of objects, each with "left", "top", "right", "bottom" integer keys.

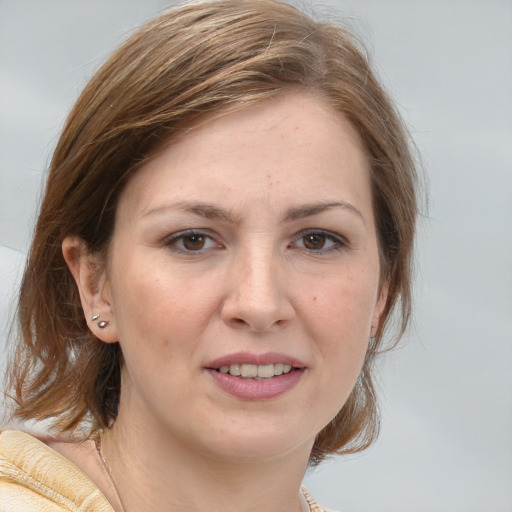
[{"left": 117, "top": 91, "right": 371, "bottom": 221}]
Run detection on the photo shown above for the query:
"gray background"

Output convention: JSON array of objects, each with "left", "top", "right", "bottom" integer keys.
[{"left": 1, "top": 1, "right": 511, "bottom": 511}]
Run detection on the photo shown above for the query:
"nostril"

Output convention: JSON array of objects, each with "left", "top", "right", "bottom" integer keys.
[
  {"left": 221, "top": 293, "right": 295, "bottom": 331},
  {"left": 230, "top": 318, "right": 248, "bottom": 327}
]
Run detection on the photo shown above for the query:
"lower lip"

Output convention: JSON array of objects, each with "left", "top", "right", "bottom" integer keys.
[{"left": 206, "top": 368, "right": 304, "bottom": 400}]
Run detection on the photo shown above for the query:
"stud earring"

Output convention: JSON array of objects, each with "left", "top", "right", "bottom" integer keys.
[{"left": 91, "top": 314, "right": 109, "bottom": 329}]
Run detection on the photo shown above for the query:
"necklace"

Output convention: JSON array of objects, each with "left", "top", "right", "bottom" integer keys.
[
  {"left": 95, "top": 432, "right": 128, "bottom": 512},
  {"left": 95, "top": 432, "right": 312, "bottom": 512}
]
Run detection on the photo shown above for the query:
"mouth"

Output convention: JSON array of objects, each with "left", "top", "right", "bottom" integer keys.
[
  {"left": 215, "top": 363, "right": 297, "bottom": 380},
  {"left": 205, "top": 353, "right": 305, "bottom": 399}
]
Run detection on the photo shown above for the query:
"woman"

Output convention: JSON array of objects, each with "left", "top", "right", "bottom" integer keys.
[{"left": 0, "top": 1, "right": 418, "bottom": 511}]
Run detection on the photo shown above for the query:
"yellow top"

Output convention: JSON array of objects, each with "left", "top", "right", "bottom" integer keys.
[{"left": 0, "top": 430, "right": 332, "bottom": 512}]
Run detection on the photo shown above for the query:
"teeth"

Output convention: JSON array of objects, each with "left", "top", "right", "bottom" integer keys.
[
  {"left": 229, "top": 364, "right": 241, "bottom": 376},
  {"left": 257, "top": 364, "right": 274, "bottom": 378},
  {"left": 240, "top": 364, "right": 258, "bottom": 378},
  {"left": 218, "top": 363, "right": 295, "bottom": 379}
]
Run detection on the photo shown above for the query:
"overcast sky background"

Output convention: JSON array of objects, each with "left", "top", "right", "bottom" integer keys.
[{"left": 1, "top": 1, "right": 511, "bottom": 511}]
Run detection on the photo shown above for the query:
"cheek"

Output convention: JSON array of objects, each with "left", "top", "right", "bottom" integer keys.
[
  {"left": 304, "top": 270, "right": 377, "bottom": 335},
  {"left": 107, "top": 255, "right": 227, "bottom": 386},
  {"left": 300, "top": 270, "right": 376, "bottom": 382},
  {"left": 109, "top": 249, "right": 215, "bottom": 328}
]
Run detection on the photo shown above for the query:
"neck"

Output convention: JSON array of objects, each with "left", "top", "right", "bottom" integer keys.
[{"left": 103, "top": 410, "right": 312, "bottom": 512}]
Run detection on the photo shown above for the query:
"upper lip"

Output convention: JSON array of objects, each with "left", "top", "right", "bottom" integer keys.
[{"left": 205, "top": 352, "right": 305, "bottom": 369}]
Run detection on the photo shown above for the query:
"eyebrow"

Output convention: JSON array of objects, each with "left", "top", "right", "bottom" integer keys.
[
  {"left": 142, "top": 201, "right": 241, "bottom": 223},
  {"left": 283, "top": 201, "right": 365, "bottom": 225},
  {"left": 142, "top": 200, "right": 365, "bottom": 225}
]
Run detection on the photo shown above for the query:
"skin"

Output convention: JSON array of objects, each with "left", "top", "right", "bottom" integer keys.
[{"left": 63, "top": 91, "right": 387, "bottom": 512}]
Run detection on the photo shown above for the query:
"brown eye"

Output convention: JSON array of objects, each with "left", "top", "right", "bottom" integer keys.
[
  {"left": 165, "top": 230, "right": 219, "bottom": 254},
  {"left": 302, "top": 233, "right": 327, "bottom": 250},
  {"left": 182, "top": 234, "right": 206, "bottom": 250},
  {"left": 291, "top": 230, "right": 344, "bottom": 254}
]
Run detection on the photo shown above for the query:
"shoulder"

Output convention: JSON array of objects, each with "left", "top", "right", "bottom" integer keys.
[{"left": 0, "top": 429, "right": 114, "bottom": 512}]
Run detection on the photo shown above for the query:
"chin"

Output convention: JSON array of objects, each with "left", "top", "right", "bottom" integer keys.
[
  {"left": 208, "top": 436, "right": 312, "bottom": 463},
  {"left": 189, "top": 415, "right": 318, "bottom": 463}
]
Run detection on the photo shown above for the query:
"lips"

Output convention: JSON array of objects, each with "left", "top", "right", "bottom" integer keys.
[
  {"left": 207, "top": 351, "right": 304, "bottom": 370},
  {"left": 218, "top": 363, "right": 293, "bottom": 379},
  {"left": 205, "top": 352, "right": 305, "bottom": 400}
]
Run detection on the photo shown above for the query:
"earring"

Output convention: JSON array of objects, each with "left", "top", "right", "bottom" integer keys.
[{"left": 91, "top": 315, "right": 109, "bottom": 329}]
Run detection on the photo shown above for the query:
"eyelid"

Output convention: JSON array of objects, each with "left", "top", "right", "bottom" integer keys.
[
  {"left": 290, "top": 228, "right": 348, "bottom": 253},
  {"left": 163, "top": 229, "right": 222, "bottom": 254}
]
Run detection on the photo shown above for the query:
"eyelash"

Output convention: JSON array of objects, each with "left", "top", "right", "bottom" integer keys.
[
  {"left": 289, "top": 229, "right": 348, "bottom": 255},
  {"left": 163, "top": 229, "right": 347, "bottom": 255},
  {"left": 163, "top": 230, "right": 222, "bottom": 255}
]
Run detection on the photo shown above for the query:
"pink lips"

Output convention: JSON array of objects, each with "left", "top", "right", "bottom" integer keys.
[
  {"left": 206, "top": 352, "right": 305, "bottom": 369},
  {"left": 205, "top": 352, "right": 305, "bottom": 401}
]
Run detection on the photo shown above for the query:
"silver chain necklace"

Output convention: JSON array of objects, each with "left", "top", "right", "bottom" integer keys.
[
  {"left": 95, "top": 433, "right": 312, "bottom": 512},
  {"left": 95, "top": 433, "right": 128, "bottom": 512}
]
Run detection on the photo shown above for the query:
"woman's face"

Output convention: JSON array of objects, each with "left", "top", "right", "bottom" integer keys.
[{"left": 101, "top": 91, "right": 386, "bottom": 461}]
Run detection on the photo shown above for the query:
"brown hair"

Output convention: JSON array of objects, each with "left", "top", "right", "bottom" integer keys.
[{"left": 6, "top": 0, "right": 419, "bottom": 464}]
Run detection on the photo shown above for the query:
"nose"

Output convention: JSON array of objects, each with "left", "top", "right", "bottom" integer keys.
[{"left": 221, "top": 247, "right": 295, "bottom": 332}]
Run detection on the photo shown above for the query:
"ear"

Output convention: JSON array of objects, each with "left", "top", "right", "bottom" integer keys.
[
  {"left": 62, "top": 236, "right": 118, "bottom": 343},
  {"left": 370, "top": 280, "right": 389, "bottom": 338}
]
